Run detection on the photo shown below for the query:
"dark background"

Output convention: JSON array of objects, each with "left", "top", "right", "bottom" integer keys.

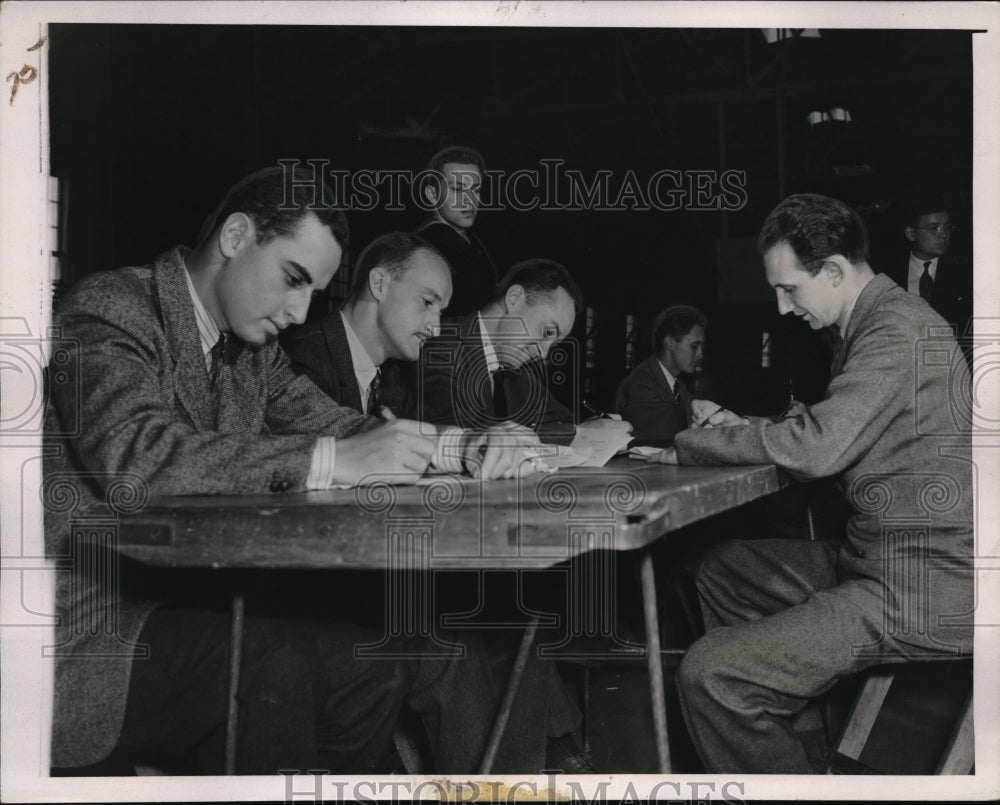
[{"left": 48, "top": 24, "right": 973, "bottom": 414}]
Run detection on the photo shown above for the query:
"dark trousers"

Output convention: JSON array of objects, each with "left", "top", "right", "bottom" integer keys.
[
  {"left": 117, "top": 606, "right": 548, "bottom": 774},
  {"left": 675, "top": 539, "right": 969, "bottom": 774}
]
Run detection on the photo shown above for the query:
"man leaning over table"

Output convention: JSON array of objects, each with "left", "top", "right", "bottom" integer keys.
[
  {"left": 43, "top": 167, "right": 550, "bottom": 775},
  {"left": 650, "top": 193, "right": 973, "bottom": 773},
  {"left": 415, "top": 258, "right": 631, "bottom": 448},
  {"left": 282, "top": 231, "right": 596, "bottom": 773}
]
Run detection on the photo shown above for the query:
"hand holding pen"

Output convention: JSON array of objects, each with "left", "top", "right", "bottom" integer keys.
[{"left": 691, "top": 399, "right": 748, "bottom": 428}]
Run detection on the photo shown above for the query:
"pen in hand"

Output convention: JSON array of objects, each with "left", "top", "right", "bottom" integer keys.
[{"left": 696, "top": 405, "right": 724, "bottom": 427}]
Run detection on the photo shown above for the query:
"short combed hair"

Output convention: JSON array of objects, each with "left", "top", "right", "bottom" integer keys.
[
  {"left": 348, "top": 231, "right": 445, "bottom": 299},
  {"left": 496, "top": 259, "right": 584, "bottom": 315},
  {"left": 426, "top": 145, "right": 486, "bottom": 174},
  {"left": 903, "top": 195, "right": 951, "bottom": 228},
  {"left": 652, "top": 305, "right": 707, "bottom": 353},
  {"left": 198, "top": 164, "right": 349, "bottom": 252},
  {"left": 758, "top": 193, "right": 869, "bottom": 274}
]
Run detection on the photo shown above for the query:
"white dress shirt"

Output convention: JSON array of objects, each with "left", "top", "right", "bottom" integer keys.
[{"left": 907, "top": 253, "right": 938, "bottom": 296}]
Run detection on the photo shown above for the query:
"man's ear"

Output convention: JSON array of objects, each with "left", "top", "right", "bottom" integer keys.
[
  {"left": 904, "top": 226, "right": 917, "bottom": 244},
  {"left": 423, "top": 182, "right": 440, "bottom": 207},
  {"left": 503, "top": 284, "right": 525, "bottom": 311},
  {"left": 218, "top": 213, "right": 255, "bottom": 259},
  {"left": 823, "top": 257, "right": 846, "bottom": 287},
  {"left": 368, "top": 266, "right": 390, "bottom": 300}
]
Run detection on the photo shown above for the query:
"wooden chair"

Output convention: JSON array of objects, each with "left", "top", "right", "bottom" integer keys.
[{"left": 828, "top": 662, "right": 973, "bottom": 774}]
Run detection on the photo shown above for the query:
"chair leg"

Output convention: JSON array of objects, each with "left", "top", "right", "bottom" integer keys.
[
  {"left": 830, "top": 669, "right": 895, "bottom": 765},
  {"left": 935, "top": 690, "right": 974, "bottom": 774}
]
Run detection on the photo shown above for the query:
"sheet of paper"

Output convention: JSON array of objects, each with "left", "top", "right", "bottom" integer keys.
[{"left": 568, "top": 419, "right": 634, "bottom": 467}]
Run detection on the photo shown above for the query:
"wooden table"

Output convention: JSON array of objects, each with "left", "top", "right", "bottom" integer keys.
[{"left": 114, "top": 459, "right": 789, "bottom": 773}]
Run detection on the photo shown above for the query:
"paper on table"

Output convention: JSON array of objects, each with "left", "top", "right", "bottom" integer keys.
[
  {"left": 530, "top": 444, "right": 591, "bottom": 468},
  {"left": 567, "top": 419, "right": 634, "bottom": 467}
]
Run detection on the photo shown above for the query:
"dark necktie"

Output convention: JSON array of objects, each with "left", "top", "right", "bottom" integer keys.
[
  {"left": 366, "top": 370, "right": 382, "bottom": 416},
  {"left": 673, "top": 379, "right": 688, "bottom": 426},
  {"left": 492, "top": 368, "right": 511, "bottom": 419},
  {"left": 208, "top": 334, "right": 226, "bottom": 389},
  {"left": 919, "top": 261, "right": 934, "bottom": 301}
]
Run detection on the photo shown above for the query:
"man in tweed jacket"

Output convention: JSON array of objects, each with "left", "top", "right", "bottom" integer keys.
[
  {"left": 652, "top": 194, "right": 973, "bottom": 773},
  {"left": 44, "top": 168, "right": 547, "bottom": 774}
]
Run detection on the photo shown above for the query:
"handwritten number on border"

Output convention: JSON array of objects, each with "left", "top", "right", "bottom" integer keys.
[{"left": 7, "top": 37, "right": 47, "bottom": 106}]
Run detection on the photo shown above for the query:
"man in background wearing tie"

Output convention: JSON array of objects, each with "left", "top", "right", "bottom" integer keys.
[
  {"left": 614, "top": 304, "right": 711, "bottom": 448},
  {"left": 894, "top": 197, "right": 972, "bottom": 336}
]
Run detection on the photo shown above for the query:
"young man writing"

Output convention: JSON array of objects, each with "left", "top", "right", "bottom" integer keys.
[
  {"left": 44, "top": 167, "right": 547, "bottom": 775},
  {"left": 652, "top": 193, "right": 973, "bottom": 773}
]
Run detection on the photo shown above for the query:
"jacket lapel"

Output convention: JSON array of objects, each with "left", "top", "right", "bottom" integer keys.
[
  {"left": 831, "top": 273, "right": 892, "bottom": 377},
  {"left": 216, "top": 338, "right": 265, "bottom": 432},
  {"left": 153, "top": 249, "right": 218, "bottom": 431},
  {"left": 643, "top": 356, "right": 673, "bottom": 400},
  {"left": 323, "top": 312, "right": 364, "bottom": 412},
  {"left": 463, "top": 313, "right": 494, "bottom": 417}
]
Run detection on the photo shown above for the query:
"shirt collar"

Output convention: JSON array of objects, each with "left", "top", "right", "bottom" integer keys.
[
  {"left": 836, "top": 273, "right": 875, "bottom": 338},
  {"left": 478, "top": 312, "right": 502, "bottom": 374},
  {"left": 656, "top": 359, "right": 679, "bottom": 392},
  {"left": 340, "top": 310, "right": 379, "bottom": 396},
  {"left": 909, "top": 252, "right": 938, "bottom": 278},
  {"left": 182, "top": 264, "right": 221, "bottom": 360}
]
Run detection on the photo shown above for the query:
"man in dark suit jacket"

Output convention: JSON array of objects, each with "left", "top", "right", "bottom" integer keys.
[
  {"left": 281, "top": 231, "right": 448, "bottom": 418},
  {"left": 44, "top": 168, "right": 548, "bottom": 775},
  {"left": 653, "top": 194, "right": 973, "bottom": 773},
  {"left": 416, "top": 145, "right": 498, "bottom": 318},
  {"left": 884, "top": 199, "right": 972, "bottom": 336},
  {"left": 416, "top": 258, "right": 598, "bottom": 446},
  {"left": 285, "top": 238, "right": 594, "bottom": 772},
  {"left": 614, "top": 305, "right": 707, "bottom": 448},
  {"left": 283, "top": 230, "right": 544, "bottom": 478}
]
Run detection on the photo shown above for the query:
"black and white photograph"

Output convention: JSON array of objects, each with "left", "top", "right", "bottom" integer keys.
[{"left": 1, "top": 2, "right": 998, "bottom": 802}]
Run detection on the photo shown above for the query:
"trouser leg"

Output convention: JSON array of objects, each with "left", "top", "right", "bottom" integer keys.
[
  {"left": 119, "top": 607, "right": 328, "bottom": 774},
  {"left": 406, "top": 628, "right": 549, "bottom": 773},
  {"left": 677, "top": 539, "right": 906, "bottom": 773},
  {"left": 308, "top": 624, "right": 416, "bottom": 775}
]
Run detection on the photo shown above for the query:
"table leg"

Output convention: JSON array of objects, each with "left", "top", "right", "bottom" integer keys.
[
  {"left": 640, "top": 551, "right": 672, "bottom": 773},
  {"left": 477, "top": 615, "right": 540, "bottom": 774},
  {"left": 224, "top": 591, "right": 245, "bottom": 775}
]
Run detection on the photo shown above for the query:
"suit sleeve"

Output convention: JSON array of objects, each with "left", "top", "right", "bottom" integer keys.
[
  {"left": 675, "top": 312, "right": 914, "bottom": 479},
  {"left": 416, "top": 345, "right": 462, "bottom": 426},
  {"left": 617, "top": 374, "right": 683, "bottom": 448},
  {"left": 52, "top": 304, "right": 370, "bottom": 497},
  {"left": 534, "top": 390, "right": 577, "bottom": 445}
]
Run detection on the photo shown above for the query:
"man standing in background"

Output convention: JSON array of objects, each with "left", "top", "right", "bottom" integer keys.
[{"left": 417, "top": 145, "right": 498, "bottom": 317}]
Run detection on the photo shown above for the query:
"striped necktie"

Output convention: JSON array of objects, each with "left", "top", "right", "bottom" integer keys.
[{"left": 366, "top": 370, "right": 382, "bottom": 416}]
